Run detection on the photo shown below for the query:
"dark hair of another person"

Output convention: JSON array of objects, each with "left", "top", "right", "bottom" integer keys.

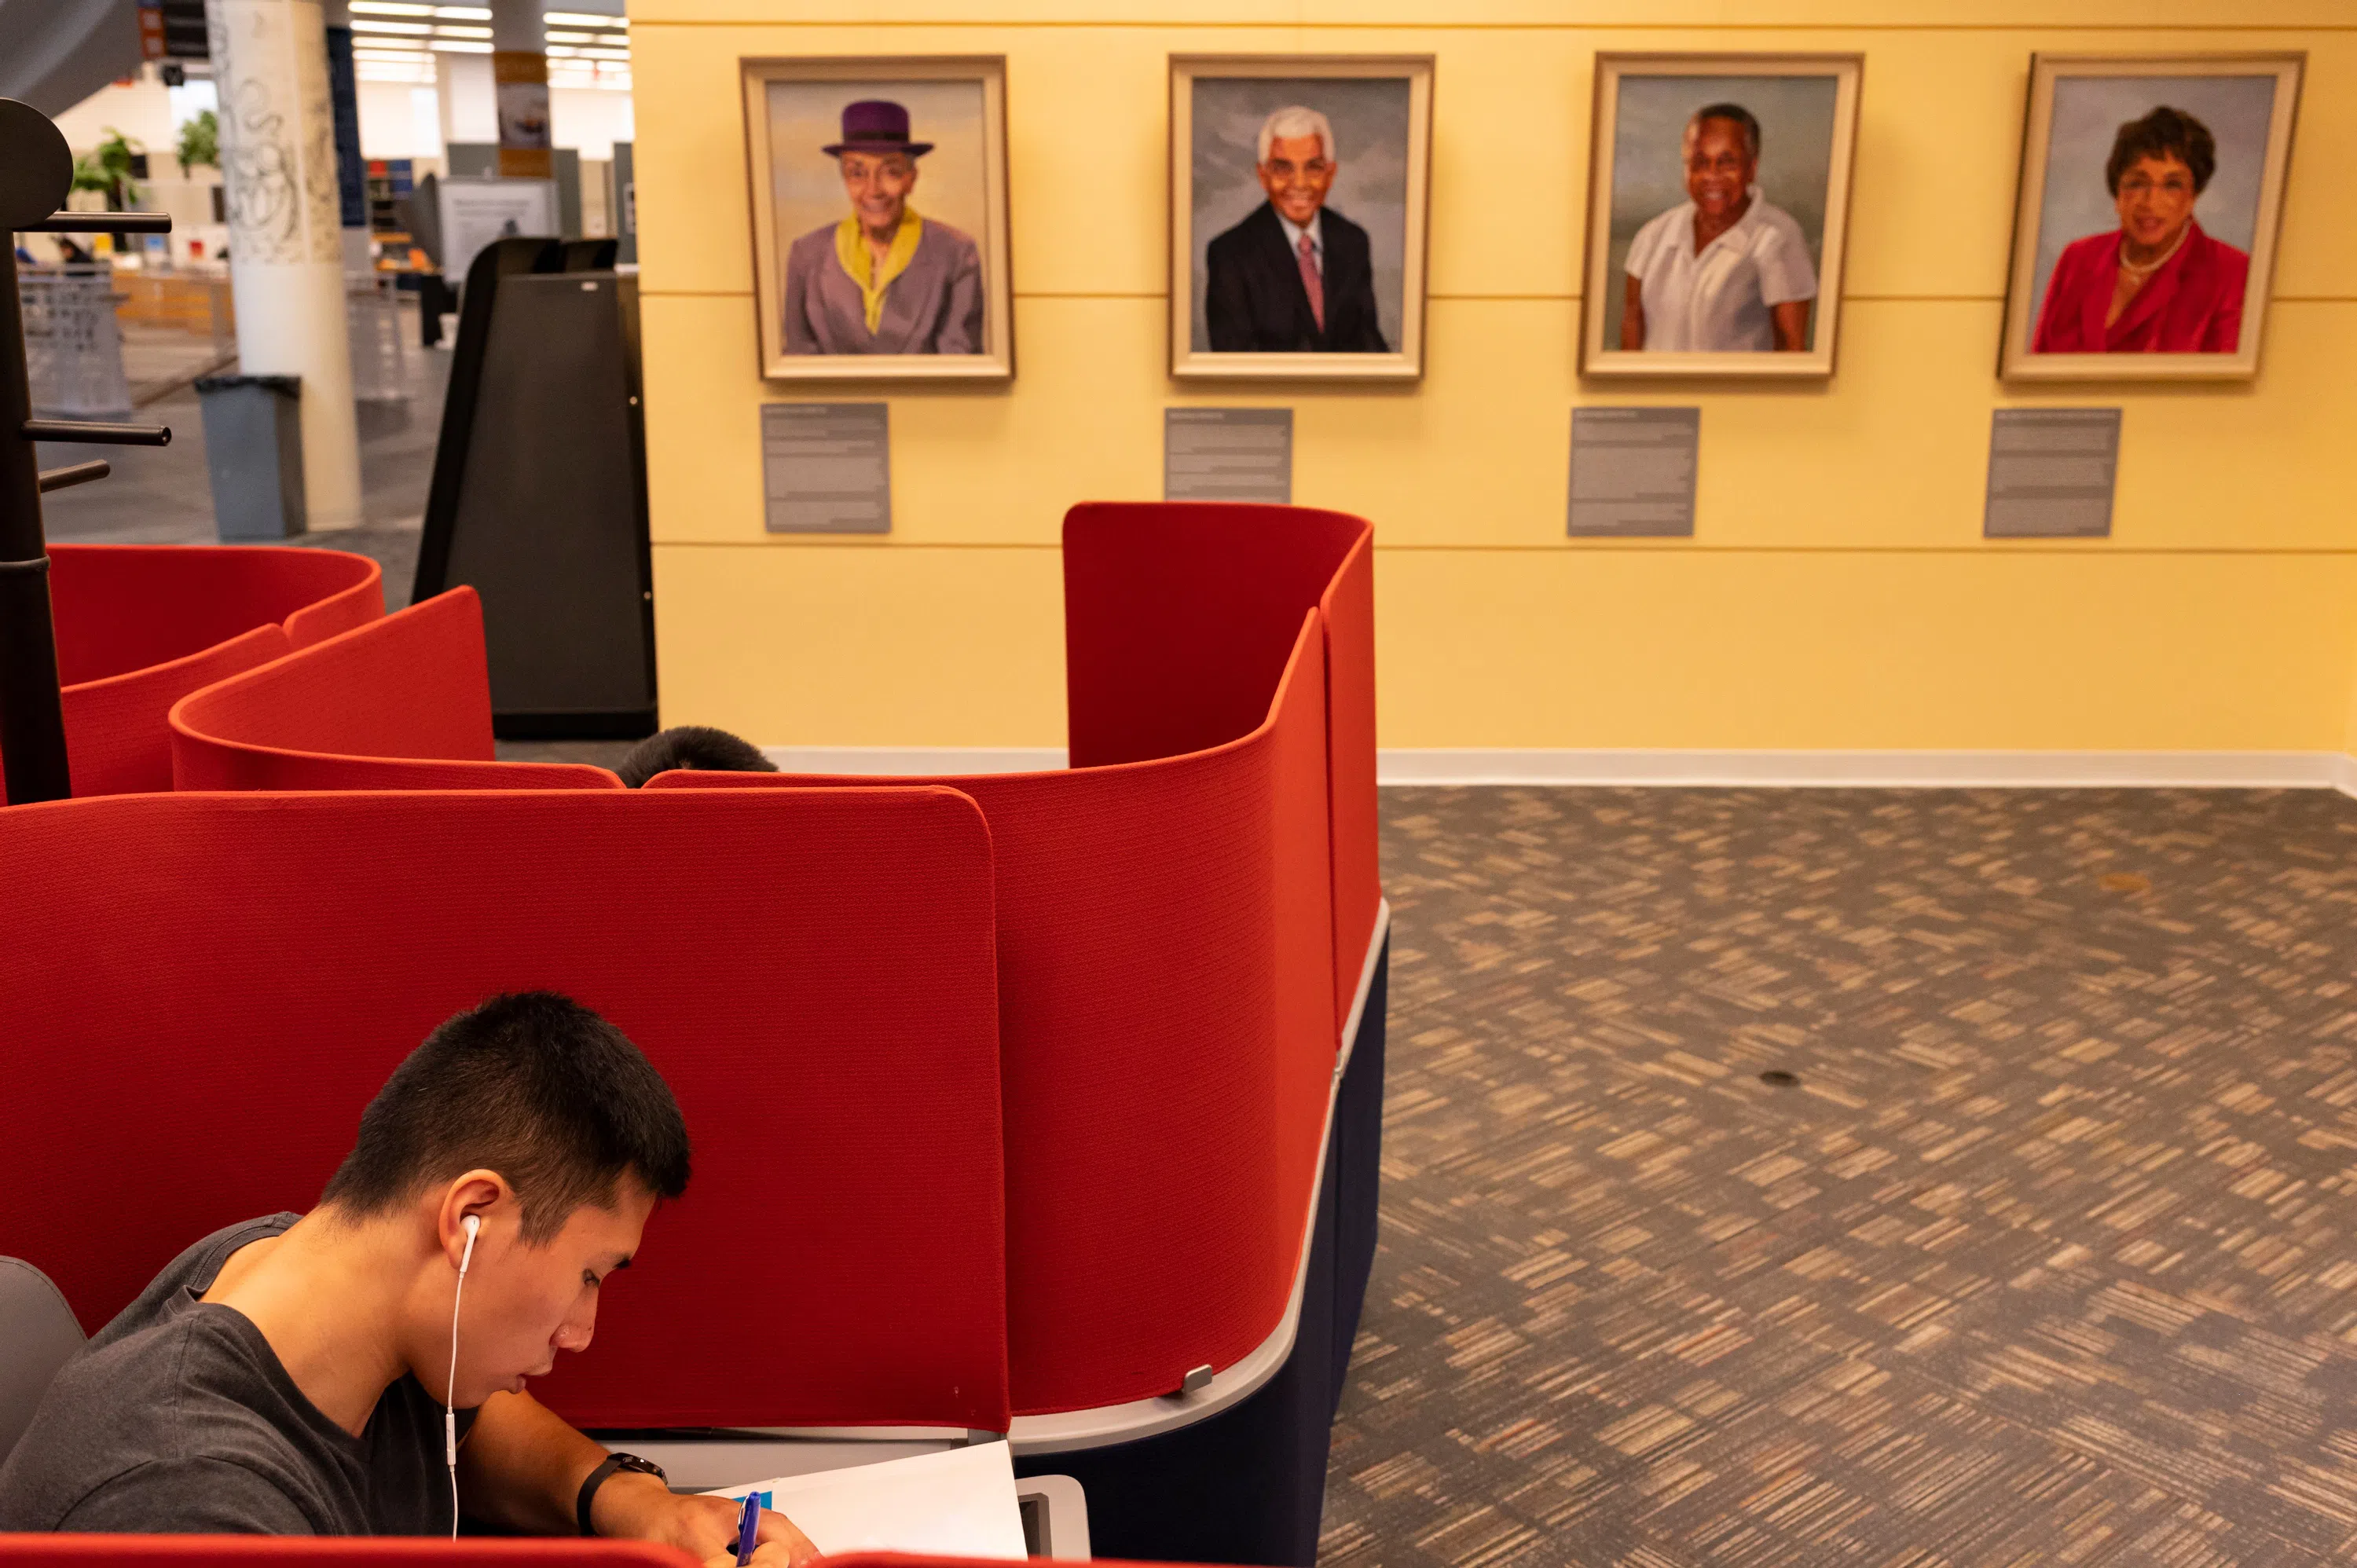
[
  {"left": 319, "top": 992, "right": 691, "bottom": 1243},
  {"left": 2106, "top": 105, "right": 2216, "bottom": 196},
  {"left": 616, "top": 725, "right": 779, "bottom": 789},
  {"left": 1690, "top": 102, "right": 1761, "bottom": 159}
]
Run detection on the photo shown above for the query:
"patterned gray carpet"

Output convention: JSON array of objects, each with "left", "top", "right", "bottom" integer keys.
[{"left": 1322, "top": 786, "right": 2357, "bottom": 1568}]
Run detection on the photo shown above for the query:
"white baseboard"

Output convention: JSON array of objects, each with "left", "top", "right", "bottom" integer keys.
[
  {"left": 757, "top": 745, "right": 2357, "bottom": 798},
  {"left": 1377, "top": 749, "right": 2357, "bottom": 795}
]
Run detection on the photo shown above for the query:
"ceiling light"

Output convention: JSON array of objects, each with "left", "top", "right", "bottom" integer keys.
[
  {"left": 432, "top": 5, "right": 493, "bottom": 17},
  {"left": 431, "top": 24, "right": 493, "bottom": 37},
  {"left": 543, "top": 10, "right": 625, "bottom": 23},
  {"left": 350, "top": 1, "right": 434, "bottom": 13},
  {"left": 428, "top": 38, "right": 493, "bottom": 51},
  {"left": 350, "top": 18, "right": 433, "bottom": 32}
]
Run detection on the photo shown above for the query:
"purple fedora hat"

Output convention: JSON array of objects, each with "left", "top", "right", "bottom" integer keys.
[{"left": 823, "top": 100, "right": 933, "bottom": 158}]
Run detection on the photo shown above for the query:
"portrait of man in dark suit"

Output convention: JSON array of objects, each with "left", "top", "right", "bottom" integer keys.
[{"left": 1204, "top": 106, "right": 1389, "bottom": 354}]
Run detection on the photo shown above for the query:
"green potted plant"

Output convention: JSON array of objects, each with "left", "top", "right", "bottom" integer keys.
[
  {"left": 175, "top": 110, "right": 218, "bottom": 175},
  {"left": 71, "top": 128, "right": 145, "bottom": 211}
]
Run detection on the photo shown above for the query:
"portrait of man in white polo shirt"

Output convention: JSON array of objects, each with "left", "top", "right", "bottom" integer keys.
[{"left": 1619, "top": 103, "right": 1818, "bottom": 354}]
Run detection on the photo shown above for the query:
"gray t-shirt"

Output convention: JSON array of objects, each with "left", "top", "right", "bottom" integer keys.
[{"left": 0, "top": 1214, "right": 468, "bottom": 1534}]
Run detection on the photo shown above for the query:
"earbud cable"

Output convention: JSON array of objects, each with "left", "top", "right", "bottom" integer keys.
[{"left": 446, "top": 1236, "right": 471, "bottom": 1540}]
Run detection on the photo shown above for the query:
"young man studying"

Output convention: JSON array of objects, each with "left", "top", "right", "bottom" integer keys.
[{"left": 0, "top": 992, "right": 818, "bottom": 1564}]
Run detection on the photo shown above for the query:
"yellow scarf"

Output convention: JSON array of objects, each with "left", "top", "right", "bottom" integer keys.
[{"left": 834, "top": 212, "right": 924, "bottom": 334}]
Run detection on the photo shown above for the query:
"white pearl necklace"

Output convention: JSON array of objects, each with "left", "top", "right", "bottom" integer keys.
[{"left": 2117, "top": 222, "right": 2190, "bottom": 280}]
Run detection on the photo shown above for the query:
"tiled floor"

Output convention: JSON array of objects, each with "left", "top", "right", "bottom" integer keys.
[{"left": 1325, "top": 785, "right": 2357, "bottom": 1567}]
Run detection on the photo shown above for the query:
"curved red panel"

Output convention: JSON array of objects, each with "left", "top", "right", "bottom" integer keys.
[
  {"left": 0, "top": 787, "right": 1008, "bottom": 1432},
  {"left": 0, "top": 1541, "right": 695, "bottom": 1568},
  {"left": 49, "top": 544, "right": 383, "bottom": 684},
  {"left": 1063, "top": 503, "right": 1379, "bottom": 1025},
  {"left": 168, "top": 588, "right": 623, "bottom": 792},
  {"left": 46, "top": 624, "right": 292, "bottom": 797},
  {"left": 9, "top": 545, "right": 387, "bottom": 799},
  {"left": 650, "top": 614, "right": 1336, "bottom": 1414}
]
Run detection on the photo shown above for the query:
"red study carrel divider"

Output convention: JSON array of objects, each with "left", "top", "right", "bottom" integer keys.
[
  {"left": 48, "top": 544, "right": 383, "bottom": 682},
  {"left": 1, "top": 545, "right": 386, "bottom": 798},
  {"left": 651, "top": 610, "right": 1337, "bottom": 1416},
  {"left": 170, "top": 588, "right": 623, "bottom": 791},
  {"left": 0, "top": 787, "right": 1009, "bottom": 1431},
  {"left": 1062, "top": 501, "right": 1380, "bottom": 1030},
  {"left": 0, "top": 1541, "right": 695, "bottom": 1568},
  {"left": 816, "top": 1558, "right": 1231, "bottom": 1568}
]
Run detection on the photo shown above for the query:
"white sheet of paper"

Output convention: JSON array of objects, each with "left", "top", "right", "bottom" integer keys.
[{"left": 706, "top": 1440, "right": 1027, "bottom": 1560}]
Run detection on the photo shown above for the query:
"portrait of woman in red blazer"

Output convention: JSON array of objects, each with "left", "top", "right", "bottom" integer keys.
[{"left": 2032, "top": 106, "right": 2249, "bottom": 355}]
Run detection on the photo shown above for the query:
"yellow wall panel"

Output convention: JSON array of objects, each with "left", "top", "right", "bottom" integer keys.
[
  {"left": 651, "top": 543, "right": 1069, "bottom": 744},
  {"left": 645, "top": 293, "right": 2357, "bottom": 552},
  {"left": 630, "top": 0, "right": 2357, "bottom": 751},
  {"left": 634, "top": 22, "right": 2354, "bottom": 302},
  {"left": 1375, "top": 550, "right": 2357, "bottom": 751},
  {"left": 628, "top": 2, "right": 2357, "bottom": 34},
  {"left": 653, "top": 543, "right": 2357, "bottom": 752}
]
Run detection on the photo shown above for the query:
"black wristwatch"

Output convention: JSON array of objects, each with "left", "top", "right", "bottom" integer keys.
[{"left": 578, "top": 1452, "right": 669, "bottom": 1536}]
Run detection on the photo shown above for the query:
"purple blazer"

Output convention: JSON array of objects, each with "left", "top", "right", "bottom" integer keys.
[{"left": 781, "top": 218, "right": 985, "bottom": 356}]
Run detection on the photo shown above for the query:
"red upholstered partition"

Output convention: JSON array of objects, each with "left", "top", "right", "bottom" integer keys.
[
  {"left": 0, "top": 546, "right": 387, "bottom": 799},
  {"left": 49, "top": 544, "right": 383, "bottom": 681},
  {"left": 0, "top": 1548, "right": 1222, "bottom": 1568},
  {"left": 0, "top": 1542, "right": 694, "bottom": 1568},
  {"left": 54, "top": 624, "right": 291, "bottom": 797},
  {"left": 0, "top": 788, "right": 1009, "bottom": 1431},
  {"left": 819, "top": 1559, "right": 1220, "bottom": 1568},
  {"left": 650, "top": 614, "right": 1336, "bottom": 1416},
  {"left": 1062, "top": 502, "right": 1380, "bottom": 1028},
  {"left": 170, "top": 588, "right": 623, "bottom": 792}
]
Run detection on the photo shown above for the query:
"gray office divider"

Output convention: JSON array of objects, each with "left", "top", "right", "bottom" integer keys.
[
  {"left": 444, "top": 141, "right": 498, "bottom": 178},
  {"left": 553, "top": 147, "right": 582, "bottom": 239},
  {"left": 414, "top": 236, "right": 655, "bottom": 738},
  {"left": 611, "top": 141, "right": 636, "bottom": 266}
]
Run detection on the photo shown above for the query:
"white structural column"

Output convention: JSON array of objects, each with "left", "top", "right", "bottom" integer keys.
[{"left": 204, "top": 0, "right": 365, "bottom": 530}]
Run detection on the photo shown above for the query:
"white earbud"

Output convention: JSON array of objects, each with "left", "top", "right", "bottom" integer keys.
[{"left": 446, "top": 1214, "right": 481, "bottom": 1538}]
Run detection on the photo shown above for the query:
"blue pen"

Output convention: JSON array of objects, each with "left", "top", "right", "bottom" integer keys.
[{"left": 733, "top": 1490, "right": 761, "bottom": 1567}]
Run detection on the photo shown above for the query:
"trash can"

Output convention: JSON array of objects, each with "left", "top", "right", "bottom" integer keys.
[{"left": 194, "top": 374, "right": 306, "bottom": 540}]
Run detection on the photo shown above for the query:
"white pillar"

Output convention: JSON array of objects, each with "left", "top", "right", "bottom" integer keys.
[{"left": 204, "top": 0, "right": 365, "bottom": 530}]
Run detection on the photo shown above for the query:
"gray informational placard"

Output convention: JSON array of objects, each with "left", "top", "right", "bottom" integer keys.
[
  {"left": 1984, "top": 408, "right": 2121, "bottom": 538},
  {"left": 437, "top": 176, "right": 559, "bottom": 286},
  {"left": 1164, "top": 408, "right": 1292, "bottom": 504},
  {"left": 761, "top": 402, "right": 891, "bottom": 534},
  {"left": 1567, "top": 407, "right": 1699, "bottom": 537}
]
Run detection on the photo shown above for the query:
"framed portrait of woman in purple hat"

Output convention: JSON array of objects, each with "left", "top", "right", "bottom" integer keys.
[{"left": 741, "top": 57, "right": 1013, "bottom": 382}]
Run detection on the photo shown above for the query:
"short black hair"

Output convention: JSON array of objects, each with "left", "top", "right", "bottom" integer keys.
[
  {"left": 616, "top": 726, "right": 779, "bottom": 789},
  {"left": 2106, "top": 106, "right": 2216, "bottom": 196},
  {"left": 320, "top": 992, "right": 691, "bottom": 1242},
  {"left": 1689, "top": 102, "right": 1761, "bottom": 159}
]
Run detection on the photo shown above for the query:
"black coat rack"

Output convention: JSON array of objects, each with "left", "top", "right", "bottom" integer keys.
[{"left": 1, "top": 97, "right": 174, "bottom": 805}]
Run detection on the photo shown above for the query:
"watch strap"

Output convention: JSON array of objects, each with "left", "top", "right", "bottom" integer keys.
[{"left": 577, "top": 1453, "right": 665, "bottom": 1536}]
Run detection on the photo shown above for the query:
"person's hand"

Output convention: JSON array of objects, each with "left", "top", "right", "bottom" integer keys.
[
  {"left": 698, "top": 1502, "right": 819, "bottom": 1568},
  {"left": 592, "top": 1474, "right": 820, "bottom": 1566}
]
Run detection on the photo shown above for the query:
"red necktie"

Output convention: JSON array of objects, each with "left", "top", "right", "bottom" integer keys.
[{"left": 1297, "top": 233, "right": 1325, "bottom": 335}]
